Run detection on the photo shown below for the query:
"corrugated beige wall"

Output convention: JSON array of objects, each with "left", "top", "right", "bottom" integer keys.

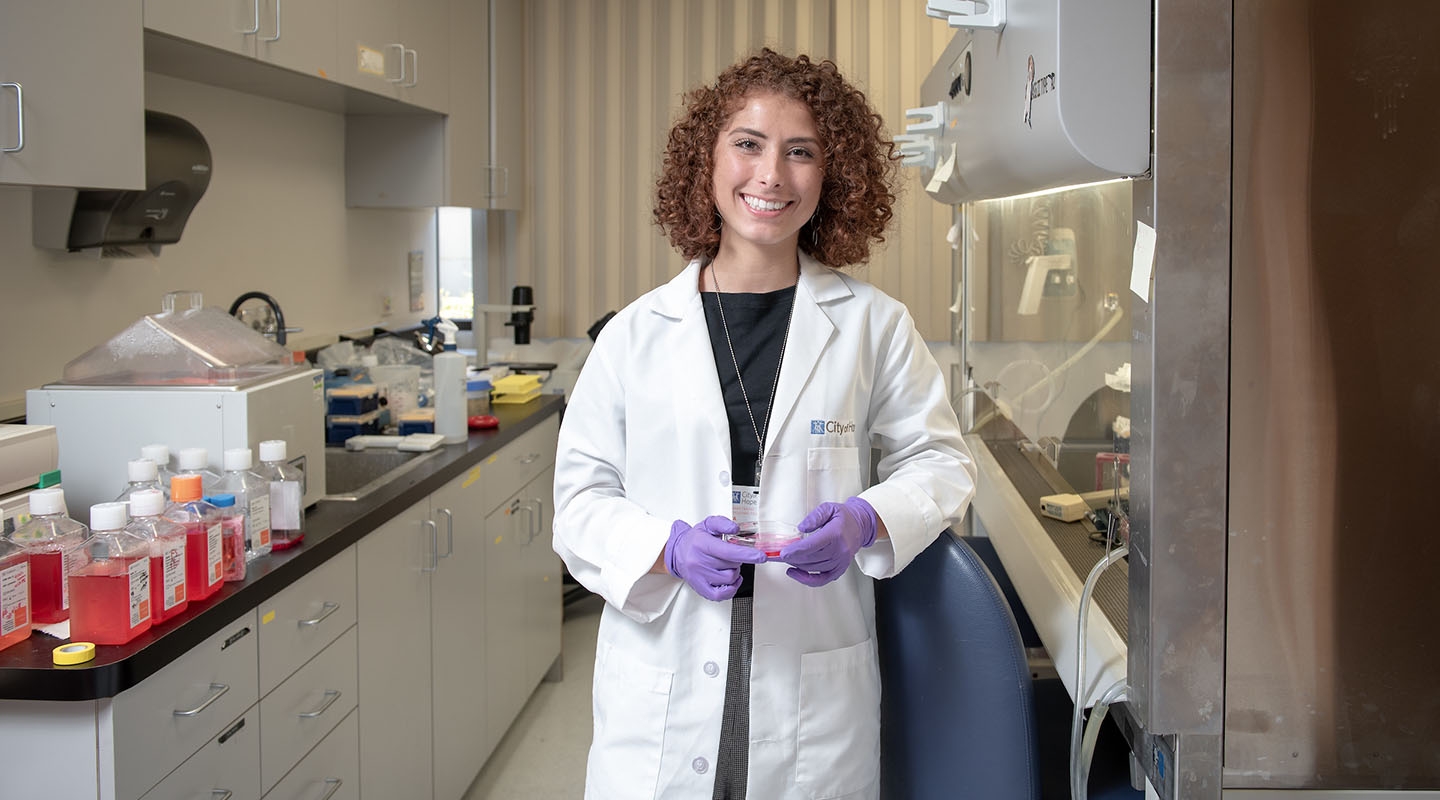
[{"left": 500, "top": 0, "right": 956, "bottom": 341}]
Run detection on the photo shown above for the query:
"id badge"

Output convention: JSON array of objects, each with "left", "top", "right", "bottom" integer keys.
[{"left": 731, "top": 485, "right": 760, "bottom": 527}]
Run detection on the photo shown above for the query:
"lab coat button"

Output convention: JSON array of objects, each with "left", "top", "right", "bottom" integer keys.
[
  {"left": 703, "top": 661, "right": 719, "bottom": 677},
  {"left": 718, "top": 470, "right": 730, "bottom": 486},
  {"left": 692, "top": 757, "right": 709, "bottom": 774}
]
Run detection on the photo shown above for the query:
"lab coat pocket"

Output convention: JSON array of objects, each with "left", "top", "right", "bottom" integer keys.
[
  {"left": 795, "top": 638, "right": 881, "bottom": 798},
  {"left": 589, "top": 641, "right": 674, "bottom": 799},
  {"left": 806, "top": 447, "right": 865, "bottom": 509}
]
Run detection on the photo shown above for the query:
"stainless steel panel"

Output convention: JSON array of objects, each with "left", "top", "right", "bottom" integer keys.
[{"left": 1226, "top": 0, "right": 1440, "bottom": 788}]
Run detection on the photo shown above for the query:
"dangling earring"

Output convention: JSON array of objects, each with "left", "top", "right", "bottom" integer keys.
[
  {"left": 810, "top": 210, "right": 821, "bottom": 247},
  {"left": 711, "top": 211, "right": 723, "bottom": 233}
]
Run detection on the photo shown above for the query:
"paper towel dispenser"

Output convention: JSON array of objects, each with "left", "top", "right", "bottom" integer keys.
[
  {"left": 33, "top": 110, "right": 212, "bottom": 257},
  {"left": 897, "top": 0, "right": 1151, "bottom": 205}
]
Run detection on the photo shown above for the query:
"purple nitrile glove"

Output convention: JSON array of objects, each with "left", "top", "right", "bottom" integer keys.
[
  {"left": 664, "top": 516, "right": 768, "bottom": 601},
  {"left": 777, "top": 497, "right": 878, "bottom": 587}
]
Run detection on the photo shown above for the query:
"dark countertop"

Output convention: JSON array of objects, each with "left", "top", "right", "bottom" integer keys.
[{"left": 0, "top": 395, "right": 565, "bottom": 702}]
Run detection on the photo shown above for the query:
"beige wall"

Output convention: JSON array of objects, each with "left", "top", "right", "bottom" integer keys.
[
  {"left": 0, "top": 73, "right": 437, "bottom": 416},
  {"left": 503, "top": 0, "right": 957, "bottom": 343}
]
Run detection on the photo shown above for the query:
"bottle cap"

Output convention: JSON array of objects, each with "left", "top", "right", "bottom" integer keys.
[
  {"left": 171, "top": 474, "right": 204, "bottom": 502},
  {"left": 177, "top": 447, "right": 209, "bottom": 471},
  {"left": 128, "top": 458, "right": 159, "bottom": 482},
  {"left": 207, "top": 494, "right": 236, "bottom": 508},
  {"left": 223, "top": 448, "right": 254, "bottom": 472},
  {"left": 259, "top": 440, "right": 287, "bottom": 463},
  {"left": 140, "top": 444, "right": 171, "bottom": 466},
  {"left": 90, "top": 502, "right": 129, "bottom": 531},
  {"left": 53, "top": 642, "right": 96, "bottom": 666},
  {"left": 28, "top": 487, "right": 65, "bottom": 516},
  {"left": 129, "top": 488, "right": 166, "bottom": 517}
]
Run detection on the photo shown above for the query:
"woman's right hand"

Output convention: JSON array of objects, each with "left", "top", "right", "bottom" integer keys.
[{"left": 664, "top": 516, "right": 767, "bottom": 601}]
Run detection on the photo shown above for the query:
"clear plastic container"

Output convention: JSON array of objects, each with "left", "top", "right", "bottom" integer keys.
[
  {"left": 0, "top": 536, "right": 32, "bottom": 652},
  {"left": 139, "top": 444, "right": 177, "bottom": 500},
  {"left": 722, "top": 520, "right": 804, "bottom": 558},
  {"left": 214, "top": 448, "right": 272, "bottom": 561},
  {"left": 164, "top": 475, "right": 223, "bottom": 602},
  {"left": 7, "top": 487, "right": 89, "bottom": 624},
  {"left": 58, "top": 291, "right": 298, "bottom": 386},
  {"left": 176, "top": 448, "right": 222, "bottom": 494},
  {"left": 115, "top": 458, "right": 164, "bottom": 505},
  {"left": 69, "top": 502, "right": 152, "bottom": 646},
  {"left": 126, "top": 488, "right": 188, "bottom": 624},
  {"left": 257, "top": 440, "right": 305, "bottom": 551},
  {"left": 206, "top": 494, "right": 246, "bottom": 583}
]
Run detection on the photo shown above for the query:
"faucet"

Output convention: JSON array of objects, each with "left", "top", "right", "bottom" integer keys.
[{"left": 229, "top": 291, "right": 295, "bottom": 346}]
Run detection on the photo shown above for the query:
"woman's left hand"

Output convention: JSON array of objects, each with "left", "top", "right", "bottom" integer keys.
[{"left": 777, "top": 497, "right": 878, "bottom": 587}]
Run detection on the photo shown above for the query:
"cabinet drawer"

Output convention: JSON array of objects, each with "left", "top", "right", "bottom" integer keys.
[
  {"left": 258, "top": 547, "right": 356, "bottom": 695},
  {"left": 259, "top": 625, "right": 358, "bottom": 793},
  {"left": 264, "top": 707, "right": 359, "bottom": 800},
  {"left": 139, "top": 709, "right": 262, "bottom": 800},
  {"left": 480, "top": 418, "right": 558, "bottom": 514},
  {"left": 110, "top": 609, "right": 260, "bottom": 800}
]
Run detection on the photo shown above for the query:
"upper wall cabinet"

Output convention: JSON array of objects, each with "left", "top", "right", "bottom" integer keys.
[
  {"left": 336, "top": 0, "right": 448, "bottom": 113},
  {"left": 0, "top": 0, "right": 146, "bottom": 190},
  {"left": 144, "top": 0, "right": 339, "bottom": 80}
]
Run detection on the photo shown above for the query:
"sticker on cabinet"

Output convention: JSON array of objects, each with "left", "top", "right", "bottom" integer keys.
[{"left": 357, "top": 46, "right": 386, "bottom": 77}]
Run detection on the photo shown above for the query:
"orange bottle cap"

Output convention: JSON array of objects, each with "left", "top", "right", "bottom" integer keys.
[{"left": 170, "top": 474, "right": 203, "bottom": 502}]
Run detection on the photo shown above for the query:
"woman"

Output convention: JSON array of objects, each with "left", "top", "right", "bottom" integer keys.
[{"left": 553, "top": 48, "right": 976, "bottom": 799}]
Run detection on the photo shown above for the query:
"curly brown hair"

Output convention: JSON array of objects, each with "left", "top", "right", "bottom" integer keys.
[{"left": 653, "top": 48, "right": 899, "bottom": 268}]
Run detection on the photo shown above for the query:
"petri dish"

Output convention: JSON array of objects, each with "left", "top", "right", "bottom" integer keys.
[{"left": 723, "top": 520, "right": 802, "bottom": 557}]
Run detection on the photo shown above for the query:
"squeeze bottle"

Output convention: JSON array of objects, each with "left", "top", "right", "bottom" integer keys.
[
  {"left": 214, "top": 447, "right": 272, "bottom": 560},
  {"left": 7, "top": 487, "right": 89, "bottom": 624},
  {"left": 126, "top": 489, "right": 188, "bottom": 624},
  {"left": 69, "top": 503, "right": 152, "bottom": 646},
  {"left": 0, "top": 536, "right": 32, "bottom": 652},
  {"left": 115, "top": 458, "right": 164, "bottom": 505},
  {"left": 165, "top": 475, "right": 223, "bottom": 602},
  {"left": 434, "top": 318, "right": 468, "bottom": 444},
  {"left": 257, "top": 440, "right": 305, "bottom": 551}
]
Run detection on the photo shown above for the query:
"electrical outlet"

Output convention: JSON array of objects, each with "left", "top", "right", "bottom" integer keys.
[{"left": 1042, "top": 267, "right": 1078, "bottom": 297}]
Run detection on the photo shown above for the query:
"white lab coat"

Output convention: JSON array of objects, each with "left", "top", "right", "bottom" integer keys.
[{"left": 553, "top": 254, "right": 977, "bottom": 800}]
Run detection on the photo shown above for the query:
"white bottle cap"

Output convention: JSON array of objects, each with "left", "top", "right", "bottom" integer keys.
[
  {"left": 259, "top": 440, "right": 287, "bottom": 463},
  {"left": 178, "top": 447, "right": 209, "bottom": 471},
  {"left": 90, "top": 502, "right": 129, "bottom": 531},
  {"left": 28, "top": 487, "right": 65, "bottom": 516},
  {"left": 140, "top": 444, "right": 171, "bottom": 465},
  {"left": 224, "top": 448, "right": 254, "bottom": 471},
  {"left": 128, "top": 458, "right": 159, "bottom": 482},
  {"left": 129, "top": 488, "right": 166, "bottom": 518}
]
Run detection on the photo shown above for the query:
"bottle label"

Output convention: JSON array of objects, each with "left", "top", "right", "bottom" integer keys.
[
  {"left": 0, "top": 560, "right": 29, "bottom": 635},
  {"left": 161, "top": 539, "right": 186, "bottom": 610},
  {"left": 129, "top": 558, "right": 151, "bottom": 628},
  {"left": 249, "top": 494, "right": 272, "bottom": 548},
  {"left": 207, "top": 523, "right": 223, "bottom": 586},
  {"left": 61, "top": 549, "right": 71, "bottom": 611},
  {"left": 271, "top": 480, "right": 303, "bottom": 531}
]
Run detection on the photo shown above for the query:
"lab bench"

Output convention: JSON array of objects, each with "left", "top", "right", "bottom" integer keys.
[{"left": 0, "top": 394, "right": 564, "bottom": 800}]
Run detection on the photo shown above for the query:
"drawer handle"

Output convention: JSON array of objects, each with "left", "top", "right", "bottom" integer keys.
[
  {"left": 437, "top": 507, "right": 454, "bottom": 558},
  {"left": 422, "top": 519, "right": 439, "bottom": 572},
  {"left": 212, "top": 790, "right": 234, "bottom": 800},
  {"left": 298, "top": 601, "right": 340, "bottom": 627},
  {"left": 319, "top": 778, "right": 344, "bottom": 800},
  {"left": 298, "top": 689, "right": 342, "bottom": 719},
  {"left": 174, "top": 683, "right": 230, "bottom": 717}
]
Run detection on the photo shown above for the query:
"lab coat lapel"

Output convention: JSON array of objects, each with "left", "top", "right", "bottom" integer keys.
[
  {"left": 766, "top": 256, "right": 847, "bottom": 462},
  {"left": 651, "top": 260, "right": 731, "bottom": 472}
]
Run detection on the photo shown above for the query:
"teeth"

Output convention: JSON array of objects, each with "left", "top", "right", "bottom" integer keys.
[{"left": 743, "top": 195, "right": 787, "bottom": 212}]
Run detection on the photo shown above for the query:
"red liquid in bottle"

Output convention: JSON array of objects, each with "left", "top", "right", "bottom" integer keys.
[
  {"left": 0, "top": 551, "right": 31, "bottom": 652},
  {"left": 28, "top": 550, "right": 70, "bottom": 624},
  {"left": 69, "top": 557, "right": 152, "bottom": 646},
  {"left": 184, "top": 522, "right": 223, "bottom": 601},
  {"left": 149, "top": 539, "right": 188, "bottom": 623},
  {"left": 220, "top": 515, "right": 246, "bottom": 582}
]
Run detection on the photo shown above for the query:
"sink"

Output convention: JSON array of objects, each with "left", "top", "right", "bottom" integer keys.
[{"left": 322, "top": 447, "right": 443, "bottom": 501}]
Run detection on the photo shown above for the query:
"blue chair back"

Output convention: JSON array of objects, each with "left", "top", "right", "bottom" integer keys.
[{"left": 876, "top": 532, "right": 1041, "bottom": 800}]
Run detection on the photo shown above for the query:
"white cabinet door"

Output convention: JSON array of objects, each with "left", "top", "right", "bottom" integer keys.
[
  {"left": 429, "top": 464, "right": 492, "bottom": 800},
  {"left": 254, "top": 0, "right": 338, "bottom": 79},
  {"left": 0, "top": 0, "right": 144, "bottom": 189},
  {"left": 356, "top": 497, "right": 434, "bottom": 800},
  {"left": 395, "top": 0, "right": 448, "bottom": 112},
  {"left": 139, "top": 709, "right": 262, "bottom": 800},
  {"left": 263, "top": 707, "right": 359, "bottom": 800},
  {"left": 518, "top": 466, "right": 561, "bottom": 688},
  {"left": 336, "top": 0, "right": 401, "bottom": 98},
  {"left": 484, "top": 0, "right": 525, "bottom": 210},
  {"left": 483, "top": 493, "right": 528, "bottom": 752},
  {"left": 143, "top": 0, "right": 257, "bottom": 56}
]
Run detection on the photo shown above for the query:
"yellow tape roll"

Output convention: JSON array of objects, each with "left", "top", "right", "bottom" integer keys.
[{"left": 53, "top": 642, "right": 97, "bottom": 665}]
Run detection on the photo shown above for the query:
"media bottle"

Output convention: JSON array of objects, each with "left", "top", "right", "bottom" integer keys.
[
  {"left": 165, "top": 475, "right": 223, "bottom": 602},
  {"left": 206, "top": 494, "right": 247, "bottom": 582},
  {"left": 213, "top": 448, "right": 271, "bottom": 560},
  {"left": 126, "top": 489, "right": 188, "bottom": 624},
  {"left": 69, "top": 502, "right": 151, "bottom": 646},
  {"left": 257, "top": 440, "right": 305, "bottom": 551},
  {"left": 7, "top": 487, "right": 88, "bottom": 624},
  {"left": 176, "top": 448, "right": 222, "bottom": 494},
  {"left": 0, "top": 536, "right": 32, "bottom": 652},
  {"left": 139, "top": 444, "right": 178, "bottom": 498},
  {"left": 433, "top": 318, "right": 468, "bottom": 444},
  {"left": 115, "top": 458, "right": 164, "bottom": 505}
]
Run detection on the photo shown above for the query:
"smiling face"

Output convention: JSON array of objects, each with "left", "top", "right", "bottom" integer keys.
[{"left": 711, "top": 91, "right": 825, "bottom": 262}]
